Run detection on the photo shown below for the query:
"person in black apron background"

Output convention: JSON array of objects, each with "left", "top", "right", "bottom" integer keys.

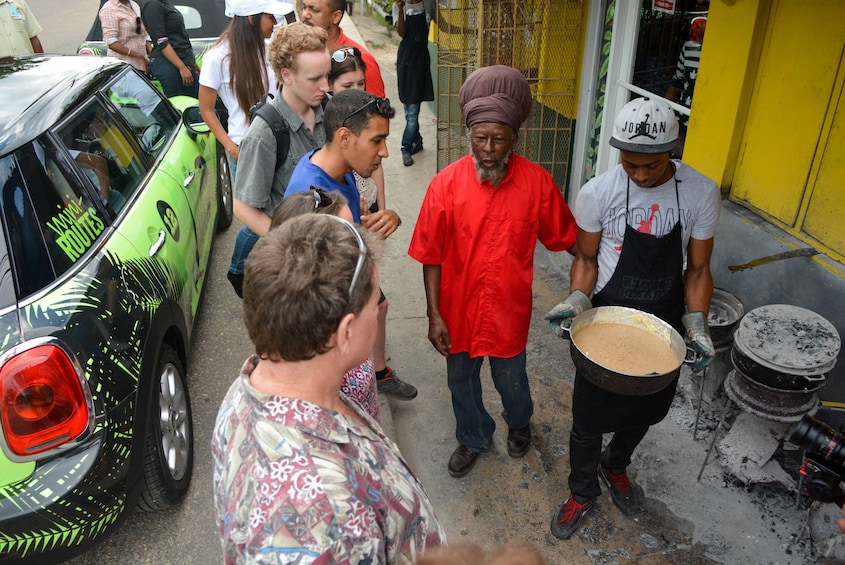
[
  {"left": 544, "top": 97, "right": 721, "bottom": 540},
  {"left": 392, "top": 0, "right": 435, "bottom": 167}
]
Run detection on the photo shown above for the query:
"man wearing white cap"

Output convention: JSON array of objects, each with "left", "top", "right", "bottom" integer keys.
[{"left": 545, "top": 97, "right": 720, "bottom": 539}]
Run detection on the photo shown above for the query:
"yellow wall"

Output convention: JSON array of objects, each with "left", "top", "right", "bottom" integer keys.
[
  {"left": 688, "top": 0, "right": 845, "bottom": 260},
  {"left": 803, "top": 80, "right": 845, "bottom": 250},
  {"left": 682, "top": 0, "right": 768, "bottom": 191},
  {"left": 731, "top": 1, "right": 845, "bottom": 224},
  {"left": 535, "top": 0, "right": 585, "bottom": 118}
]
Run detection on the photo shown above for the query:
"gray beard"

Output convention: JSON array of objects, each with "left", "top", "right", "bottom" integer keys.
[{"left": 472, "top": 152, "right": 510, "bottom": 186}]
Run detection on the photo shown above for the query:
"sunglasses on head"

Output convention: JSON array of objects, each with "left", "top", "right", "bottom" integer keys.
[
  {"left": 135, "top": 16, "right": 142, "bottom": 35},
  {"left": 324, "top": 215, "right": 368, "bottom": 296},
  {"left": 331, "top": 46, "right": 361, "bottom": 64},
  {"left": 341, "top": 96, "right": 391, "bottom": 128},
  {"left": 310, "top": 186, "right": 332, "bottom": 211}
]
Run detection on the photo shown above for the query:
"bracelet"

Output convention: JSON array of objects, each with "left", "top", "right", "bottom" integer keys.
[{"left": 128, "top": 49, "right": 133, "bottom": 58}]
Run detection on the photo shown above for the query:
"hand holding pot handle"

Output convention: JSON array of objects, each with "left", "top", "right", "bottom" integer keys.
[
  {"left": 682, "top": 311, "right": 714, "bottom": 368},
  {"left": 545, "top": 290, "right": 592, "bottom": 338}
]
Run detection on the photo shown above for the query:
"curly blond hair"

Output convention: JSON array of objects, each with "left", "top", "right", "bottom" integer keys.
[{"left": 267, "top": 22, "right": 329, "bottom": 79}]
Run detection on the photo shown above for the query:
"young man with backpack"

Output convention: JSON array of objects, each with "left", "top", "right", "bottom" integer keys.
[{"left": 227, "top": 22, "right": 331, "bottom": 297}]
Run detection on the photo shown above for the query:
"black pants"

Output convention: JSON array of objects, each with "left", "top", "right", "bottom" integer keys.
[{"left": 568, "top": 421, "right": 649, "bottom": 500}]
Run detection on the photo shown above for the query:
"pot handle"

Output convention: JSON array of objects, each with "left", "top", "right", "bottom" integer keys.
[
  {"left": 803, "top": 373, "right": 827, "bottom": 383},
  {"left": 684, "top": 346, "right": 704, "bottom": 366},
  {"left": 556, "top": 318, "right": 574, "bottom": 340}
]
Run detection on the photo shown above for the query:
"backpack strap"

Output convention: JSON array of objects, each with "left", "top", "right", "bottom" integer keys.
[{"left": 251, "top": 95, "right": 290, "bottom": 171}]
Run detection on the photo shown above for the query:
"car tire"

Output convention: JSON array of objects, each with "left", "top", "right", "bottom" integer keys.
[
  {"left": 216, "top": 142, "right": 233, "bottom": 230},
  {"left": 138, "top": 343, "right": 193, "bottom": 512}
]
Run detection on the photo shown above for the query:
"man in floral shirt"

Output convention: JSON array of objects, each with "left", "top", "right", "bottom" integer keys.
[{"left": 212, "top": 214, "right": 445, "bottom": 563}]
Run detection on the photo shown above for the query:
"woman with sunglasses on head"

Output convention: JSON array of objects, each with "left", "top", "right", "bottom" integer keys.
[
  {"left": 270, "top": 188, "right": 381, "bottom": 422},
  {"left": 99, "top": 0, "right": 151, "bottom": 73},
  {"left": 199, "top": 0, "right": 291, "bottom": 175}
]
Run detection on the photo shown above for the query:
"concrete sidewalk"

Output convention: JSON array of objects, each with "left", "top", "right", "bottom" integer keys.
[{"left": 343, "top": 10, "right": 830, "bottom": 565}]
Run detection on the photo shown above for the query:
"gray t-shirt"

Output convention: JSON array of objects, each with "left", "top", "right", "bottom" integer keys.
[
  {"left": 574, "top": 160, "right": 721, "bottom": 295},
  {"left": 234, "top": 93, "right": 326, "bottom": 217}
]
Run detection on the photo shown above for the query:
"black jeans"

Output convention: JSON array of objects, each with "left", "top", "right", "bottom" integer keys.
[{"left": 568, "top": 421, "right": 649, "bottom": 500}]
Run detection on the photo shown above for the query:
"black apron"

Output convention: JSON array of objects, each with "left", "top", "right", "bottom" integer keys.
[
  {"left": 396, "top": 9, "right": 434, "bottom": 104},
  {"left": 573, "top": 169, "right": 685, "bottom": 433}
]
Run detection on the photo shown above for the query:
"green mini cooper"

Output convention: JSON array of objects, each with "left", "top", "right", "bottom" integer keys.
[{"left": 0, "top": 55, "right": 231, "bottom": 562}]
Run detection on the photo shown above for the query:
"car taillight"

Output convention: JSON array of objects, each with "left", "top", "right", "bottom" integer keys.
[{"left": 0, "top": 340, "right": 93, "bottom": 460}]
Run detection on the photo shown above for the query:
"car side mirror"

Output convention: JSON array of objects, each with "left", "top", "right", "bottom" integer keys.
[{"left": 182, "top": 106, "right": 210, "bottom": 141}]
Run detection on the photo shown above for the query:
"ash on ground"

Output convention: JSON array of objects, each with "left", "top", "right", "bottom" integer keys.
[{"left": 643, "top": 367, "right": 845, "bottom": 564}]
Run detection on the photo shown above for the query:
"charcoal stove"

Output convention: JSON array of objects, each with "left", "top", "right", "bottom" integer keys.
[{"left": 725, "top": 304, "right": 840, "bottom": 422}]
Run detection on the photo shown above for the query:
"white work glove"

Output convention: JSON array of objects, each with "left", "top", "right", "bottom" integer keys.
[
  {"left": 682, "top": 311, "right": 715, "bottom": 368},
  {"left": 544, "top": 290, "right": 592, "bottom": 338}
]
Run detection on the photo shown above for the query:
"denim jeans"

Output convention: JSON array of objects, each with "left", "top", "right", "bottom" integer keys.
[
  {"left": 150, "top": 57, "right": 199, "bottom": 99},
  {"left": 228, "top": 154, "right": 237, "bottom": 180},
  {"left": 446, "top": 350, "right": 533, "bottom": 452},
  {"left": 228, "top": 226, "right": 259, "bottom": 275},
  {"left": 401, "top": 103, "right": 422, "bottom": 154}
]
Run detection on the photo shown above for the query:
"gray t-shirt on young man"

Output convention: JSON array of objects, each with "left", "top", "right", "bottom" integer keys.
[
  {"left": 234, "top": 93, "right": 326, "bottom": 217},
  {"left": 574, "top": 160, "right": 720, "bottom": 295}
]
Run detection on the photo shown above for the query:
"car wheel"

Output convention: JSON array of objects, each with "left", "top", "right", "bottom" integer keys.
[
  {"left": 138, "top": 343, "right": 193, "bottom": 512},
  {"left": 216, "top": 142, "right": 233, "bottom": 230}
]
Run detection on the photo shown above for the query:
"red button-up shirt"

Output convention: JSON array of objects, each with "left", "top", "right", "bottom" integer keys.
[{"left": 409, "top": 153, "right": 576, "bottom": 358}]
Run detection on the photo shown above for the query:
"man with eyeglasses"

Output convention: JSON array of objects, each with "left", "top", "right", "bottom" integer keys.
[
  {"left": 227, "top": 22, "right": 330, "bottom": 298},
  {"left": 298, "top": 0, "right": 385, "bottom": 98},
  {"left": 284, "top": 88, "right": 419, "bottom": 401},
  {"left": 213, "top": 214, "right": 446, "bottom": 562},
  {"left": 99, "top": 0, "right": 151, "bottom": 73},
  {"left": 409, "top": 65, "right": 577, "bottom": 478}
]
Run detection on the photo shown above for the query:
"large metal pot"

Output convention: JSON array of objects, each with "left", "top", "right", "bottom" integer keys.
[
  {"left": 565, "top": 306, "right": 690, "bottom": 396},
  {"left": 730, "top": 303, "right": 840, "bottom": 392},
  {"left": 730, "top": 345, "right": 828, "bottom": 392}
]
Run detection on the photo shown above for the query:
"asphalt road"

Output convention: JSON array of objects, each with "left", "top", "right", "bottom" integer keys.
[{"left": 28, "top": 0, "right": 100, "bottom": 55}]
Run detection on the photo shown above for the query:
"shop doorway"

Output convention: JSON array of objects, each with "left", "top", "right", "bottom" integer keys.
[{"left": 570, "top": 0, "right": 709, "bottom": 198}]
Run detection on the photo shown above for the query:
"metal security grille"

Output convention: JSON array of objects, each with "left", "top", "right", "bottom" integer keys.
[{"left": 435, "top": 0, "right": 584, "bottom": 194}]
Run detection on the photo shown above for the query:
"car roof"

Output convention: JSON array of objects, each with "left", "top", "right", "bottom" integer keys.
[
  {"left": 0, "top": 55, "right": 125, "bottom": 156},
  {"left": 86, "top": 0, "right": 230, "bottom": 42}
]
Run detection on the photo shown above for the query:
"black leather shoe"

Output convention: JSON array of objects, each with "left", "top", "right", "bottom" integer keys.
[
  {"left": 448, "top": 444, "right": 479, "bottom": 477},
  {"left": 507, "top": 425, "right": 531, "bottom": 458}
]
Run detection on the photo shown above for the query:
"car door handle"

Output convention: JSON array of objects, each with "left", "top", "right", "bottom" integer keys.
[
  {"left": 149, "top": 230, "right": 166, "bottom": 257},
  {"left": 183, "top": 170, "right": 195, "bottom": 188}
]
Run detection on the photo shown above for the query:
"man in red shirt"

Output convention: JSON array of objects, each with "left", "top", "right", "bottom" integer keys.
[
  {"left": 408, "top": 65, "right": 577, "bottom": 478},
  {"left": 298, "top": 0, "right": 386, "bottom": 98}
]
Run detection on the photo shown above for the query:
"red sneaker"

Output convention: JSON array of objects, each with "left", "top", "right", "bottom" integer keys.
[
  {"left": 550, "top": 496, "right": 594, "bottom": 539},
  {"left": 600, "top": 467, "right": 640, "bottom": 515}
]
